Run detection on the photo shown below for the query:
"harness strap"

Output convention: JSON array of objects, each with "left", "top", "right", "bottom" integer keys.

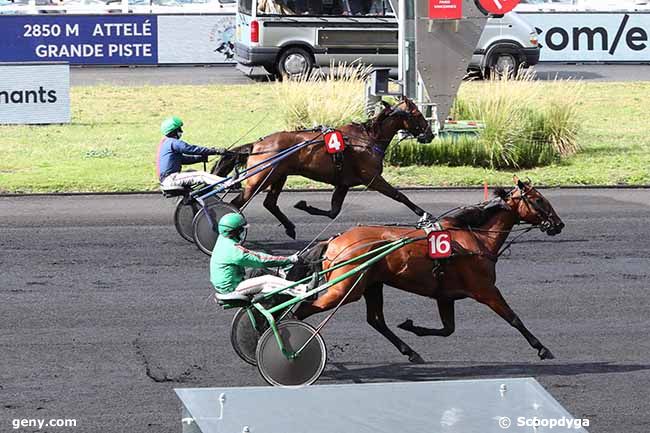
[{"left": 450, "top": 241, "right": 499, "bottom": 263}]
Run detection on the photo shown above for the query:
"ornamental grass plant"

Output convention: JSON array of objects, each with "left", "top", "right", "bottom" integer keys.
[
  {"left": 451, "top": 70, "right": 583, "bottom": 168},
  {"left": 272, "top": 66, "right": 582, "bottom": 169},
  {"left": 388, "top": 70, "right": 583, "bottom": 169},
  {"left": 272, "top": 62, "right": 372, "bottom": 130}
]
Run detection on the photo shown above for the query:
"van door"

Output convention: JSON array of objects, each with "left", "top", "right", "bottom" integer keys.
[{"left": 236, "top": 0, "right": 254, "bottom": 48}]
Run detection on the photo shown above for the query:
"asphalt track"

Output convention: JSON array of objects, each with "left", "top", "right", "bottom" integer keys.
[
  {"left": 1, "top": 189, "right": 649, "bottom": 433},
  {"left": 69, "top": 64, "right": 650, "bottom": 86}
]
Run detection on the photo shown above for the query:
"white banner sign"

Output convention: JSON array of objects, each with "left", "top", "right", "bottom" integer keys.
[
  {"left": 158, "top": 15, "right": 236, "bottom": 64},
  {"left": 0, "top": 63, "right": 70, "bottom": 124},
  {"left": 521, "top": 12, "right": 650, "bottom": 62}
]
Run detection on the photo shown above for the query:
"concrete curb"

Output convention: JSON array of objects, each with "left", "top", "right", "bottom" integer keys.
[{"left": 1, "top": 184, "right": 649, "bottom": 198}]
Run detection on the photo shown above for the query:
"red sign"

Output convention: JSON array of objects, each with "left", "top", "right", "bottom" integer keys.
[
  {"left": 324, "top": 130, "right": 345, "bottom": 154},
  {"left": 429, "top": 0, "right": 462, "bottom": 20},
  {"left": 427, "top": 231, "right": 453, "bottom": 259},
  {"left": 477, "top": 0, "right": 521, "bottom": 14}
]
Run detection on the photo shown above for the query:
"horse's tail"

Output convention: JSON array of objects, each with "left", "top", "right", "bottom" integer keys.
[{"left": 210, "top": 142, "right": 254, "bottom": 176}]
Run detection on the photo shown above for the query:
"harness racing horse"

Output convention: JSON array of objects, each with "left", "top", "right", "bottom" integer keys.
[
  {"left": 212, "top": 97, "right": 434, "bottom": 239},
  {"left": 291, "top": 178, "right": 565, "bottom": 363}
]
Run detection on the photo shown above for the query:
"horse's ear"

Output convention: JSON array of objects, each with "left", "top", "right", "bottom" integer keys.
[{"left": 380, "top": 100, "right": 391, "bottom": 109}]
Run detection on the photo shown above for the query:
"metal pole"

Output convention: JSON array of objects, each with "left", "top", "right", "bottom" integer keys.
[
  {"left": 398, "top": 0, "right": 405, "bottom": 85},
  {"left": 404, "top": 0, "right": 417, "bottom": 99}
]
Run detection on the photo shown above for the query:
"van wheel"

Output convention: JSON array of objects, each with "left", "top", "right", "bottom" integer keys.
[
  {"left": 276, "top": 47, "right": 313, "bottom": 78},
  {"left": 263, "top": 65, "right": 278, "bottom": 76},
  {"left": 488, "top": 52, "right": 520, "bottom": 79}
]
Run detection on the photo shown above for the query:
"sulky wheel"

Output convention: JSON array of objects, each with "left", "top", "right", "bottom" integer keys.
[
  {"left": 192, "top": 200, "right": 247, "bottom": 256},
  {"left": 256, "top": 320, "right": 327, "bottom": 387},
  {"left": 173, "top": 198, "right": 200, "bottom": 243},
  {"left": 175, "top": 195, "right": 219, "bottom": 243},
  {"left": 230, "top": 296, "right": 296, "bottom": 366},
  {"left": 231, "top": 307, "right": 268, "bottom": 366}
]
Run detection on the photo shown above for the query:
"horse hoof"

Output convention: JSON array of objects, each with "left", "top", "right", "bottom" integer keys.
[
  {"left": 408, "top": 352, "right": 425, "bottom": 364},
  {"left": 397, "top": 319, "right": 414, "bottom": 331},
  {"left": 285, "top": 226, "right": 297, "bottom": 239},
  {"left": 294, "top": 200, "right": 308, "bottom": 211},
  {"left": 538, "top": 347, "right": 555, "bottom": 360}
]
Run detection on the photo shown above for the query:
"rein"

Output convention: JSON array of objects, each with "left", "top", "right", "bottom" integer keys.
[
  {"left": 223, "top": 127, "right": 328, "bottom": 157},
  {"left": 229, "top": 140, "right": 325, "bottom": 157},
  {"left": 224, "top": 112, "right": 271, "bottom": 151}
]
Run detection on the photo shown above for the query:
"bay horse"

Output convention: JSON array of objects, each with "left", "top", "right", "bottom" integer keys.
[
  {"left": 212, "top": 97, "right": 434, "bottom": 239},
  {"left": 292, "top": 178, "right": 565, "bottom": 363}
]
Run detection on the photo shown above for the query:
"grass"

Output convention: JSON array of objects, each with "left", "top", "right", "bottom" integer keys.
[
  {"left": 0, "top": 81, "right": 649, "bottom": 192},
  {"left": 0, "top": 84, "right": 282, "bottom": 192}
]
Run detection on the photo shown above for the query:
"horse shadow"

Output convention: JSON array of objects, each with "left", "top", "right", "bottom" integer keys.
[{"left": 322, "top": 361, "right": 650, "bottom": 384}]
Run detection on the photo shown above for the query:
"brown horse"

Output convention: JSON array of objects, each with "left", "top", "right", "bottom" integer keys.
[
  {"left": 213, "top": 97, "right": 434, "bottom": 239},
  {"left": 293, "top": 178, "right": 565, "bottom": 363}
]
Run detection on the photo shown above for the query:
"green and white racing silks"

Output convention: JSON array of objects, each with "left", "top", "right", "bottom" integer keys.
[{"left": 210, "top": 235, "right": 292, "bottom": 293}]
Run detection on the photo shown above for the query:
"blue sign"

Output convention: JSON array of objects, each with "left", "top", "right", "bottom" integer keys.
[{"left": 0, "top": 15, "right": 157, "bottom": 65}]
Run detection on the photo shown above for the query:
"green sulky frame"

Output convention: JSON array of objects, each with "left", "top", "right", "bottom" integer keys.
[{"left": 248, "top": 235, "right": 426, "bottom": 360}]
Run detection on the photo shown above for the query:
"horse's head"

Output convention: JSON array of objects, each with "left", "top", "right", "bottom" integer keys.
[
  {"left": 499, "top": 176, "right": 565, "bottom": 236},
  {"left": 380, "top": 97, "right": 434, "bottom": 143}
]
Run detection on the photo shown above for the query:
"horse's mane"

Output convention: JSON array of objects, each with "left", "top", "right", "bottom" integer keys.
[
  {"left": 359, "top": 105, "right": 393, "bottom": 138},
  {"left": 443, "top": 188, "right": 510, "bottom": 228}
]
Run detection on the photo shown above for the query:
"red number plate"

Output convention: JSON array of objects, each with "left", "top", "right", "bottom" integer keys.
[
  {"left": 324, "top": 131, "right": 345, "bottom": 154},
  {"left": 428, "top": 231, "right": 452, "bottom": 259}
]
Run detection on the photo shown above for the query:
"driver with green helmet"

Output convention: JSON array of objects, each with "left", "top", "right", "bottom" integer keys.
[
  {"left": 210, "top": 213, "right": 310, "bottom": 300},
  {"left": 157, "top": 116, "right": 226, "bottom": 188}
]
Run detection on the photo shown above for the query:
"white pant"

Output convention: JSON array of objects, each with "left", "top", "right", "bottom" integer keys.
[
  {"left": 161, "top": 171, "right": 226, "bottom": 188},
  {"left": 235, "top": 274, "right": 308, "bottom": 297}
]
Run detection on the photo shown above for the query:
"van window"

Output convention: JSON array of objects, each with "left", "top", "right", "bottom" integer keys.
[
  {"left": 239, "top": 0, "right": 253, "bottom": 14},
  {"left": 257, "top": 0, "right": 392, "bottom": 16}
]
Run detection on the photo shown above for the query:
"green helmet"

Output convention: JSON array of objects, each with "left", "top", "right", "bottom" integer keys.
[
  {"left": 160, "top": 116, "right": 183, "bottom": 136},
  {"left": 217, "top": 213, "right": 248, "bottom": 236}
]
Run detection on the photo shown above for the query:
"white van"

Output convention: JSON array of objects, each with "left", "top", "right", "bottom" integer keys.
[{"left": 235, "top": 0, "right": 540, "bottom": 77}]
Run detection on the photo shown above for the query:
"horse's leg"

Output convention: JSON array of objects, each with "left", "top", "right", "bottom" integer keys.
[
  {"left": 366, "top": 176, "right": 425, "bottom": 216},
  {"left": 364, "top": 283, "right": 425, "bottom": 364},
  {"left": 230, "top": 169, "right": 269, "bottom": 209},
  {"left": 397, "top": 299, "right": 456, "bottom": 337},
  {"left": 478, "top": 286, "right": 554, "bottom": 360},
  {"left": 294, "top": 185, "right": 349, "bottom": 219},
  {"left": 263, "top": 176, "right": 297, "bottom": 239}
]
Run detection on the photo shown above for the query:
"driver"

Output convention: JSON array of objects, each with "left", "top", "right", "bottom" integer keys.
[
  {"left": 210, "top": 213, "right": 312, "bottom": 299},
  {"left": 157, "top": 116, "right": 226, "bottom": 188}
]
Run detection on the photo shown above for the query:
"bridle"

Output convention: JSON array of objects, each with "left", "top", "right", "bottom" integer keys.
[
  {"left": 387, "top": 102, "right": 430, "bottom": 138},
  {"left": 354, "top": 101, "right": 430, "bottom": 149},
  {"left": 507, "top": 185, "right": 556, "bottom": 233}
]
